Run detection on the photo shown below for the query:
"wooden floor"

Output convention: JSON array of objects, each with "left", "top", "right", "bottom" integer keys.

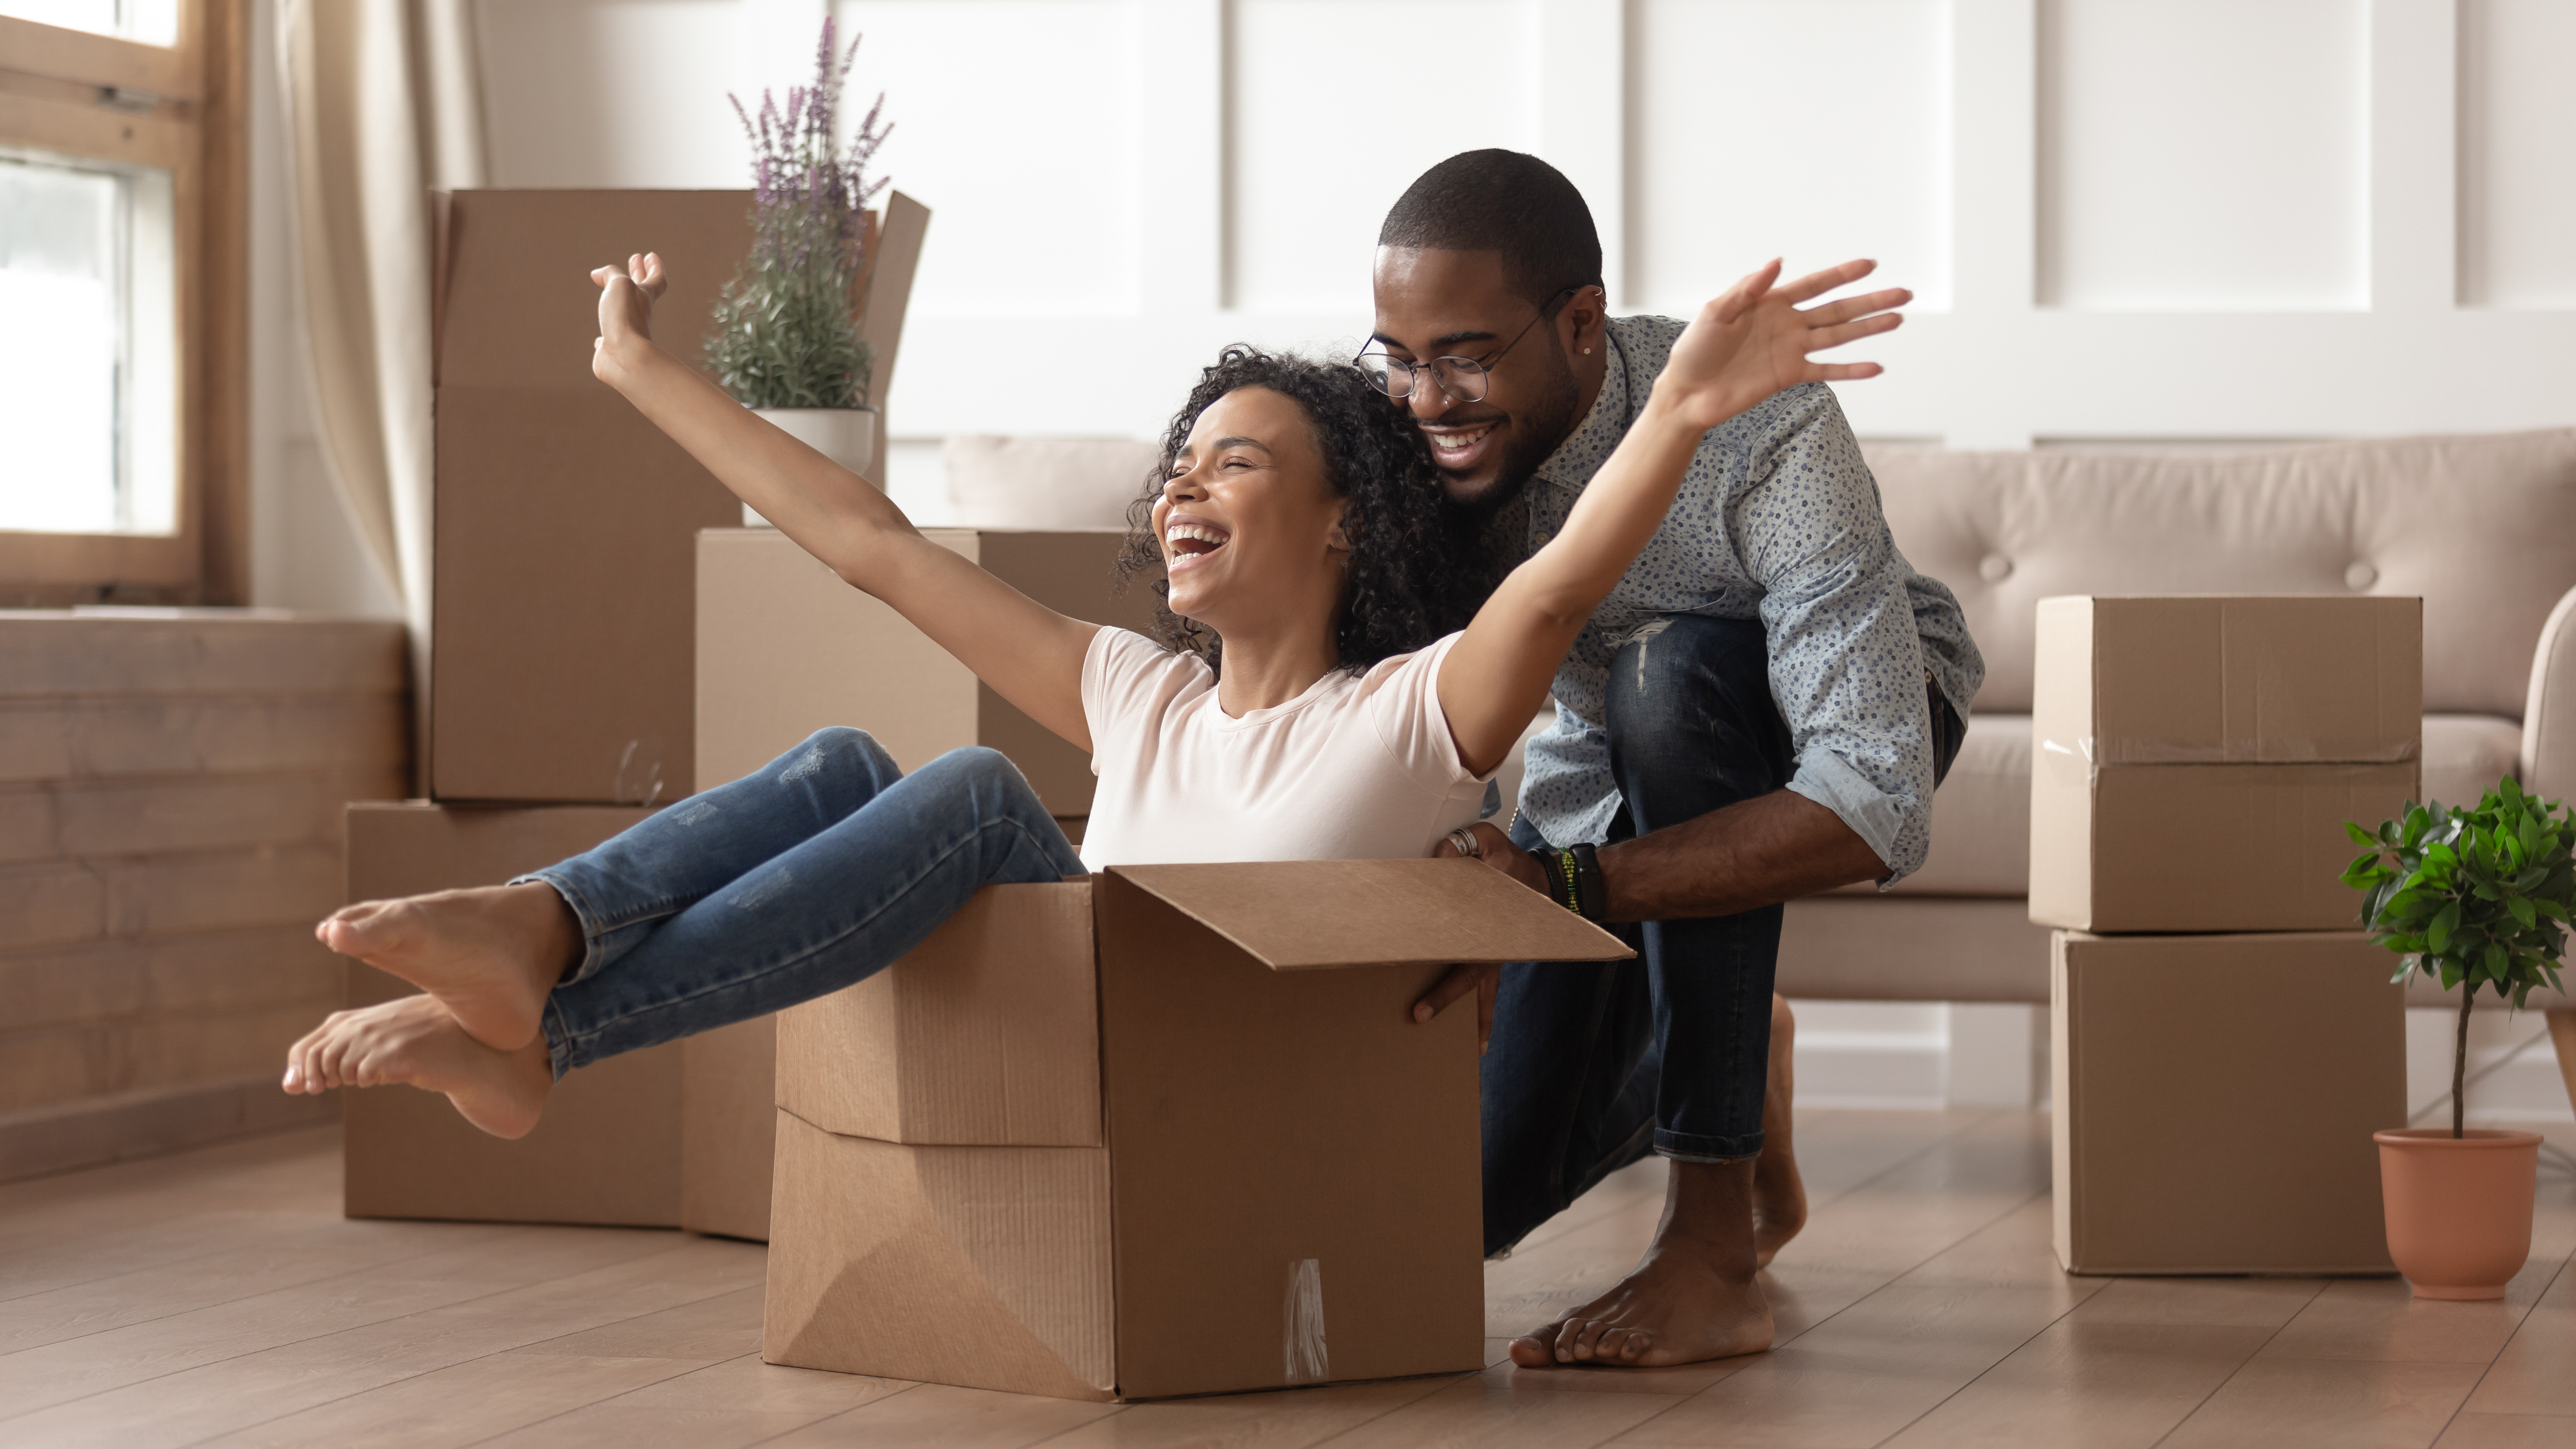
[{"left": 2, "top": 1111, "right": 2570, "bottom": 1449}]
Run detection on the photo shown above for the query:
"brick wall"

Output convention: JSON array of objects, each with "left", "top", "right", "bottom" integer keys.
[{"left": 0, "top": 611, "right": 408, "bottom": 1181}]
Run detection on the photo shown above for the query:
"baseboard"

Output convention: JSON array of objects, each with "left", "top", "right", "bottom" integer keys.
[{"left": 0, "top": 1075, "right": 339, "bottom": 1185}]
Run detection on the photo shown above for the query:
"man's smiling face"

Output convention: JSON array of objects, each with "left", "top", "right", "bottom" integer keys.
[{"left": 1368, "top": 246, "right": 1601, "bottom": 515}]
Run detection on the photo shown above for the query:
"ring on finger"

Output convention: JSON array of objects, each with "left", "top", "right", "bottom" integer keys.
[{"left": 1442, "top": 827, "right": 1482, "bottom": 859}]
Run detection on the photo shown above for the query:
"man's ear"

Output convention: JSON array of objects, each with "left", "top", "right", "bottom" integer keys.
[
  {"left": 1563, "top": 284, "right": 1608, "bottom": 355},
  {"left": 1327, "top": 501, "right": 1354, "bottom": 555}
]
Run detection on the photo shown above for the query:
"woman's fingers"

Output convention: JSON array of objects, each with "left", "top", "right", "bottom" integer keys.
[
  {"left": 1775, "top": 257, "right": 1877, "bottom": 305},
  {"left": 1802, "top": 310, "right": 1906, "bottom": 354},
  {"left": 1804, "top": 360, "right": 1887, "bottom": 382},
  {"left": 1797, "top": 286, "right": 1912, "bottom": 329}
]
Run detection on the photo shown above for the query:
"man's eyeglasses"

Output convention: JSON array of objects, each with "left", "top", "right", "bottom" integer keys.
[{"left": 1354, "top": 286, "right": 1580, "bottom": 405}]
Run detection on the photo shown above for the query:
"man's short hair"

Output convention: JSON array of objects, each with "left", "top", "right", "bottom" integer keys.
[{"left": 1378, "top": 150, "right": 1603, "bottom": 307}]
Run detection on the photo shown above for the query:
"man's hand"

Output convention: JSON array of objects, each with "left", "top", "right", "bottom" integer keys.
[
  {"left": 1655, "top": 258, "right": 1909, "bottom": 435},
  {"left": 1413, "top": 821, "right": 1550, "bottom": 1050},
  {"left": 591, "top": 251, "right": 669, "bottom": 382}
]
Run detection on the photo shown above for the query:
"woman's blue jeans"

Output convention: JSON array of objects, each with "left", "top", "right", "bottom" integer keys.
[{"left": 518, "top": 728, "right": 1083, "bottom": 1078}]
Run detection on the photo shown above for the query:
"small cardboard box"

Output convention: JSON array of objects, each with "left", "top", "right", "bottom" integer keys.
[
  {"left": 342, "top": 802, "right": 680, "bottom": 1227},
  {"left": 2052, "top": 929, "right": 2404, "bottom": 1275},
  {"left": 763, "top": 860, "right": 1630, "bottom": 1401},
  {"left": 2030, "top": 595, "right": 2423, "bottom": 932},
  {"left": 696, "top": 526, "right": 1161, "bottom": 814}
]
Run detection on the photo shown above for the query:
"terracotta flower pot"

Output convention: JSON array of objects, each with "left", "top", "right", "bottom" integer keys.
[{"left": 2374, "top": 1128, "right": 2543, "bottom": 1300}]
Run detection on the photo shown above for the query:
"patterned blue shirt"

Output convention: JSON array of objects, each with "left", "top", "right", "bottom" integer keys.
[{"left": 1509, "top": 314, "right": 1984, "bottom": 882}]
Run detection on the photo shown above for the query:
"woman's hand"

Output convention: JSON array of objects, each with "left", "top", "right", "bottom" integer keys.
[
  {"left": 591, "top": 251, "right": 669, "bottom": 384},
  {"left": 1652, "top": 258, "right": 1909, "bottom": 435},
  {"left": 1412, "top": 821, "right": 1550, "bottom": 1051}
]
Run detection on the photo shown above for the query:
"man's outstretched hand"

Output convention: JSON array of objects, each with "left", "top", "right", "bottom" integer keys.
[{"left": 1415, "top": 821, "right": 1550, "bottom": 1050}]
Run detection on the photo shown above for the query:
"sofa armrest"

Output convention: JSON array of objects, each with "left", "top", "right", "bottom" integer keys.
[{"left": 2522, "top": 584, "right": 2576, "bottom": 801}]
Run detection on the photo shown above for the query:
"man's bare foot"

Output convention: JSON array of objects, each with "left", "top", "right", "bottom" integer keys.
[
  {"left": 281, "top": 994, "right": 552, "bottom": 1139},
  {"left": 1754, "top": 993, "right": 1808, "bottom": 1267},
  {"left": 1510, "top": 1158, "right": 1776, "bottom": 1368},
  {"left": 314, "top": 883, "right": 577, "bottom": 1051}
]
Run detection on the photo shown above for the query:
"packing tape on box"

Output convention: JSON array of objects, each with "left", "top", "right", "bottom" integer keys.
[
  {"left": 1282, "top": 1258, "right": 1329, "bottom": 1385},
  {"left": 2039, "top": 735, "right": 2418, "bottom": 779}
]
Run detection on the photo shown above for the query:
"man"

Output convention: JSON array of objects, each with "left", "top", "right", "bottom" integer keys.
[{"left": 1386, "top": 151, "right": 1981, "bottom": 1367}]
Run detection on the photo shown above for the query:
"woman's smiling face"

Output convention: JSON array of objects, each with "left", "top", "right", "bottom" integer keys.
[{"left": 1150, "top": 386, "right": 1351, "bottom": 639}]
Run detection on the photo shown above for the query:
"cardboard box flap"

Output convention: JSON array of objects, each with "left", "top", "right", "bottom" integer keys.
[{"left": 1106, "top": 860, "right": 1631, "bottom": 971}]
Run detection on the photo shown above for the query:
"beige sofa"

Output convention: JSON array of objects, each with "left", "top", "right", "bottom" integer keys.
[
  {"left": 1784, "top": 430, "right": 2576, "bottom": 1025},
  {"left": 939, "top": 429, "right": 2576, "bottom": 1028}
]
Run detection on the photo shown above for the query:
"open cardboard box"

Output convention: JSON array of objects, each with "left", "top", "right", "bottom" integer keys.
[
  {"left": 342, "top": 802, "right": 681, "bottom": 1227},
  {"left": 2030, "top": 595, "right": 2423, "bottom": 932},
  {"left": 2052, "top": 928, "right": 2404, "bottom": 1274},
  {"left": 763, "top": 859, "right": 1630, "bottom": 1401}
]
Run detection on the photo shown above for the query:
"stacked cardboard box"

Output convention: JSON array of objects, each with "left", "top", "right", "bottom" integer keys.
[
  {"left": 685, "top": 524, "right": 1164, "bottom": 1241},
  {"left": 762, "top": 861, "right": 1630, "bottom": 1400},
  {"left": 2030, "top": 596, "right": 2416, "bottom": 1273},
  {"left": 344, "top": 190, "right": 926, "bottom": 1231}
]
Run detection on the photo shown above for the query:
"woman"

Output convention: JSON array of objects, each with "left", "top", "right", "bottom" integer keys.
[{"left": 282, "top": 251, "right": 1906, "bottom": 1153}]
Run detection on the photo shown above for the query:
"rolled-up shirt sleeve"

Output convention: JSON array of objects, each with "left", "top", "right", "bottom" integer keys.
[{"left": 1735, "top": 387, "right": 1939, "bottom": 883}]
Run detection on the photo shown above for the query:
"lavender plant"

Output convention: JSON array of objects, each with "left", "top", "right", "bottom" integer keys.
[{"left": 705, "top": 18, "right": 891, "bottom": 411}]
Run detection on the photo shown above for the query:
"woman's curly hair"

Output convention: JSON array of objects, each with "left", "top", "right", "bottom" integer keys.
[{"left": 1116, "top": 345, "right": 1472, "bottom": 675}]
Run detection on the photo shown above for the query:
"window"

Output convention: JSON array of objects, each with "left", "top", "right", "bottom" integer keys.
[
  {"left": 0, "top": 0, "right": 246, "bottom": 603},
  {"left": 1, "top": 149, "right": 178, "bottom": 535}
]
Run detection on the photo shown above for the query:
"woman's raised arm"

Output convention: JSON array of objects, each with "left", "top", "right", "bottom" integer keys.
[
  {"left": 591, "top": 253, "right": 1100, "bottom": 752},
  {"left": 1433, "top": 258, "right": 1910, "bottom": 776}
]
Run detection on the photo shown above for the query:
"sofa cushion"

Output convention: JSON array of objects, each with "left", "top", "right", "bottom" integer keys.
[
  {"left": 944, "top": 436, "right": 1160, "bottom": 530},
  {"left": 1866, "top": 431, "right": 2576, "bottom": 719},
  {"left": 2420, "top": 714, "right": 2523, "bottom": 810}
]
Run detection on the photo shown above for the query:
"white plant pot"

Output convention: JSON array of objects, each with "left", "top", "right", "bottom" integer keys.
[{"left": 744, "top": 407, "right": 877, "bottom": 526}]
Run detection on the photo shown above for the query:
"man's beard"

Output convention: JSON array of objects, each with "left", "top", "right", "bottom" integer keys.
[{"left": 1442, "top": 334, "right": 1583, "bottom": 520}]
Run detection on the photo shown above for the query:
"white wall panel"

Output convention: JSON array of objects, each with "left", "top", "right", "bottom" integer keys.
[
  {"left": 477, "top": 0, "right": 754, "bottom": 187},
  {"left": 2458, "top": 0, "right": 2576, "bottom": 308},
  {"left": 833, "top": 0, "right": 1144, "bottom": 316},
  {"left": 1227, "top": 0, "right": 1539, "bottom": 315},
  {"left": 2037, "top": 0, "right": 2369, "bottom": 311},
  {"left": 1628, "top": 0, "right": 1953, "bottom": 314}
]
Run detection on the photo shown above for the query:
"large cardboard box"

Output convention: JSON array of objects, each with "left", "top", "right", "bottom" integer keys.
[
  {"left": 681, "top": 1016, "right": 776, "bottom": 1241},
  {"left": 2052, "top": 929, "right": 2404, "bottom": 1274},
  {"left": 432, "top": 190, "right": 754, "bottom": 806},
  {"left": 342, "top": 801, "right": 680, "bottom": 1227},
  {"left": 2030, "top": 595, "right": 2423, "bottom": 931},
  {"left": 763, "top": 861, "right": 1630, "bottom": 1401},
  {"left": 696, "top": 525, "right": 1161, "bottom": 813}
]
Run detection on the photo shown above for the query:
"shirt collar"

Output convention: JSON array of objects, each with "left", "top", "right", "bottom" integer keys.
[{"left": 1531, "top": 319, "right": 1635, "bottom": 492}]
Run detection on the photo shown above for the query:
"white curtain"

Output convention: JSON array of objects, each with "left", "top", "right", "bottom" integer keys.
[{"left": 276, "top": 0, "right": 485, "bottom": 788}]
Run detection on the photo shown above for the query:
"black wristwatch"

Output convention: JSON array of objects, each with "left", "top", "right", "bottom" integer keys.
[{"left": 1535, "top": 842, "right": 1608, "bottom": 923}]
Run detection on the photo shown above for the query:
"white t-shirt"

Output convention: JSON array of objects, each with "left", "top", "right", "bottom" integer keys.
[{"left": 1076, "top": 627, "right": 1495, "bottom": 870}]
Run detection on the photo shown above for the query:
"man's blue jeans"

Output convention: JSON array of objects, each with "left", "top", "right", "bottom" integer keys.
[
  {"left": 518, "top": 728, "right": 1083, "bottom": 1078},
  {"left": 1480, "top": 614, "right": 1961, "bottom": 1257}
]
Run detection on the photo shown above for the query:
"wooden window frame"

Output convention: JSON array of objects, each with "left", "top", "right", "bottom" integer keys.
[{"left": 0, "top": 1, "right": 250, "bottom": 605}]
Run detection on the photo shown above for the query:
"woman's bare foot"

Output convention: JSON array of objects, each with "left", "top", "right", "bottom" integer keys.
[
  {"left": 1754, "top": 993, "right": 1808, "bottom": 1268},
  {"left": 281, "top": 994, "right": 552, "bottom": 1139},
  {"left": 1509, "top": 1158, "right": 1776, "bottom": 1368},
  {"left": 314, "top": 883, "right": 578, "bottom": 1051}
]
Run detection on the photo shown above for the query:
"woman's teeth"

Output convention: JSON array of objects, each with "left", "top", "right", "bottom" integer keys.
[{"left": 1165, "top": 522, "right": 1230, "bottom": 567}]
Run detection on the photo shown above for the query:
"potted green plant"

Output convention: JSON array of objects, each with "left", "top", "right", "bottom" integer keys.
[
  {"left": 2344, "top": 777, "right": 2562, "bottom": 1299},
  {"left": 707, "top": 17, "right": 890, "bottom": 523}
]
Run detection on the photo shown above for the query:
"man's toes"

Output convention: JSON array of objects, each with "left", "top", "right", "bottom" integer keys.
[
  {"left": 1607, "top": 1327, "right": 1653, "bottom": 1361},
  {"left": 1508, "top": 1332, "right": 1560, "bottom": 1368},
  {"left": 1568, "top": 1318, "right": 1613, "bottom": 1361}
]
